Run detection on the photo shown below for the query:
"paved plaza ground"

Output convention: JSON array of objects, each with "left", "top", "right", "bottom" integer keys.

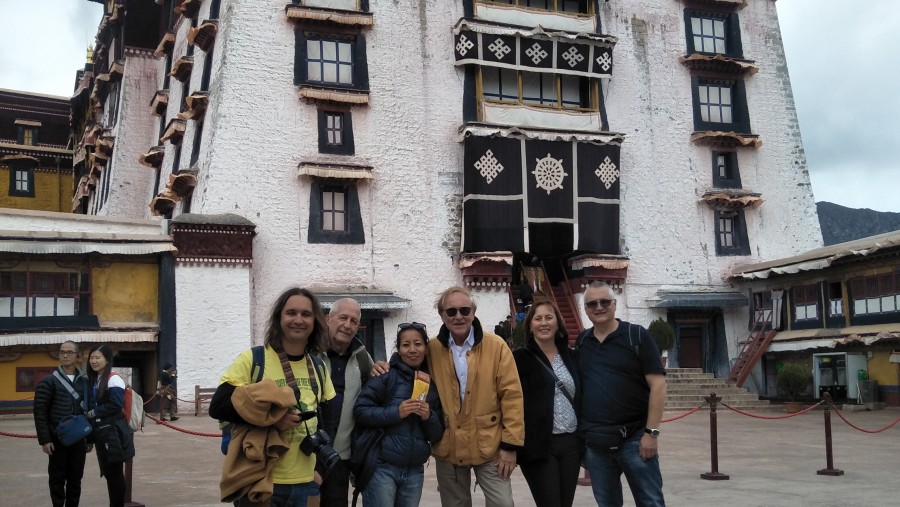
[{"left": 2, "top": 405, "right": 897, "bottom": 506}]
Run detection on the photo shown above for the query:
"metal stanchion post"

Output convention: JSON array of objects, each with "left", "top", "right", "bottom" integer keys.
[
  {"left": 124, "top": 459, "right": 145, "bottom": 507},
  {"left": 817, "top": 393, "right": 844, "bottom": 476},
  {"left": 701, "top": 392, "right": 729, "bottom": 480}
]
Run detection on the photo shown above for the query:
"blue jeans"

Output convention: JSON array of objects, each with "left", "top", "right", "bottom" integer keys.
[
  {"left": 362, "top": 461, "right": 424, "bottom": 507},
  {"left": 583, "top": 433, "right": 665, "bottom": 507},
  {"left": 270, "top": 482, "right": 319, "bottom": 507}
]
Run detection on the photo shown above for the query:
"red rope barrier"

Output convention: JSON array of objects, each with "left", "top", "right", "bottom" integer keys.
[
  {"left": 143, "top": 392, "right": 158, "bottom": 405},
  {"left": 0, "top": 430, "right": 37, "bottom": 438},
  {"left": 145, "top": 413, "right": 220, "bottom": 438},
  {"left": 662, "top": 404, "right": 705, "bottom": 423},
  {"left": 831, "top": 408, "right": 900, "bottom": 434},
  {"left": 722, "top": 401, "right": 824, "bottom": 419}
]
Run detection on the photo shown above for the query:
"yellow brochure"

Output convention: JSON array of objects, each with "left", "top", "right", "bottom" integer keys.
[{"left": 410, "top": 371, "right": 431, "bottom": 400}]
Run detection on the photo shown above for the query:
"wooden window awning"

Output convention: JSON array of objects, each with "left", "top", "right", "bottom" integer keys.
[
  {"left": 160, "top": 118, "right": 187, "bottom": 145},
  {"left": 14, "top": 119, "right": 42, "bottom": 128},
  {"left": 81, "top": 124, "right": 102, "bottom": 147},
  {"left": 175, "top": 0, "right": 202, "bottom": 18},
  {"left": 90, "top": 151, "right": 109, "bottom": 167},
  {"left": 150, "top": 90, "right": 169, "bottom": 116},
  {"left": 298, "top": 86, "right": 369, "bottom": 106},
  {"left": 285, "top": 4, "right": 374, "bottom": 27},
  {"left": 138, "top": 146, "right": 166, "bottom": 168},
  {"left": 177, "top": 92, "right": 209, "bottom": 121},
  {"left": 679, "top": 53, "right": 758, "bottom": 77},
  {"left": 154, "top": 31, "right": 176, "bottom": 58},
  {"left": 699, "top": 190, "right": 764, "bottom": 211},
  {"left": 188, "top": 20, "right": 219, "bottom": 52},
  {"left": 167, "top": 171, "right": 198, "bottom": 197},
  {"left": 682, "top": 0, "right": 747, "bottom": 10},
  {"left": 690, "top": 131, "right": 761, "bottom": 149},
  {"left": 109, "top": 60, "right": 125, "bottom": 81},
  {"left": 0, "top": 154, "right": 40, "bottom": 164},
  {"left": 297, "top": 162, "right": 373, "bottom": 180},
  {"left": 150, "top": 191, "right": 180, "bottom": 216},
  {"left": 96, "top": 134, "right": 115, "bottom": 156},
  {"left": 169, "top": 56, "right": 194, "bottom": 82}
]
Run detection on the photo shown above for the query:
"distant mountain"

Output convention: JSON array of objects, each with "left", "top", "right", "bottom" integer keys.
[{"left": 817, "top": 202, "right": 900, "bottom": 246}]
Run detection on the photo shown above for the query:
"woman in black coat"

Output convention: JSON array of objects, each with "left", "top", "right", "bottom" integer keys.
[{"left": 513, "top": 300, "right": 582, "bottom": 507}]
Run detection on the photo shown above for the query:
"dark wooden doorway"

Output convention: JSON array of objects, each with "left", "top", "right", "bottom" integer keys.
[{"left": 677, "top": 325, "right": 704, "bottom": 369}]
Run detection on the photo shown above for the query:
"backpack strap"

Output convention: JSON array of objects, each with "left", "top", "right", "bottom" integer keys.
[
  {"left": 628, "top": 323, "right": 640, "bottom": 355},
  {"left": 575, "top": 328, "right": 593, "bottom": 349},
  {"left": 355, "top": 349, "right": 373, "bottom": 384},
  {"left": 250, "top": 345, "right": 266, "bottom": 383}
]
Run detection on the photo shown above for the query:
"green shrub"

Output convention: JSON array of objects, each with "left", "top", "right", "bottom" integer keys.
[
  {"left": 647, "top": 318, "right": 675, "bottom": 353},
  {"left": 777, "top": 363, "right": 812, "bottom": 401}
]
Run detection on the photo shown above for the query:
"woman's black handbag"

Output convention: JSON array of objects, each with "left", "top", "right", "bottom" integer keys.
[{"left": 57, "top": 415, "right": 92, "bottom": 446}]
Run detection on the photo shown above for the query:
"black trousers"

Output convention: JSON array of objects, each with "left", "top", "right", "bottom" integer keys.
[
  {"left": 319, "top": 459, "right": 351, "bottom": 507},
  {"left": 98, "top": 458, "right": 126, "bottom": 507},
  {"left": 520, "top": 432, "right": 582, "bottom": 507},
  {"left": 48, "top": 438, "right": 87, "bottom": 507}
]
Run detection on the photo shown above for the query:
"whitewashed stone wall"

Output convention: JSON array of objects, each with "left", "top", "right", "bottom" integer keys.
[
  {"left": 0, "top": 208, "right": 163, "bottom": 235},
  {"left": 173, "top": 263, "right": 252, "bottom": 412}
]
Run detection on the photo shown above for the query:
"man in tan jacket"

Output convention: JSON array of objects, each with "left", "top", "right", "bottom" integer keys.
[{"left": 428, "top": 286, "right": 524, "bottom": 507}]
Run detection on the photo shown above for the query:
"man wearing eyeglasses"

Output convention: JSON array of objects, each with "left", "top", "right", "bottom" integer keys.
[
  {"left": 33, "top": 341, "right": 92, "bottom": 507},
  {"left": 317, "top": 297, "right": 373, "bottom": 507},
  {"left": 427, "top": 286, "right": 524, "bottom": 507},
  {"left": 577, "top": 282, "right": 667, "bottom": 507}
]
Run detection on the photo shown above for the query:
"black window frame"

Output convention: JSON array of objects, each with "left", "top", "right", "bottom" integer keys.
[
  {"left": 691, "top": 76, "right": 751, "bottom": 133},
  {"left": 825, "top": 281, "right": 845, "bottom": 328},
  {"left": 8, "top": 165, "right": 35, "bottom": 197},
  {"left": 847, "top": 271, "right": 900, "bottom": 325},
  {"left": 17, "top": 126, "right": 39, "bottom": 146},
  {"left": 712, "top": 150, "right": 741, "bottom": 188},
  {"left": 308, "top": 180, "right": 365, "bottom": 244},
  {"left": 790, "top": 283, "right": 823, "bottom": 330},
  {"left": 295, "top": 31, "right": 369, "bottom": 92},
  {"left": 714, "top": 209, "right": 750, "bottom": 256},
  {"left": 317, "top": 109, "right": 355, "bottom": 155},
  {"left": 684, "top": 9, "right": 743, "bottom": 58}
]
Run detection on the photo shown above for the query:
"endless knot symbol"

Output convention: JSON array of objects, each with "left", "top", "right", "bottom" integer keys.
[
  {"left": 474, "top": 150, "right": 504, "bottom": 184},
  {"left": 525, "top": 43, "right": 549, "bottom": 65},
  {"left": 456, "top": 35, "right": 474, "bottom": 57},
  {"left": 595, "top": 156, "right": 619, "bottom": 190},
  {"left": 561, "top": 47, "right": 584, "bottom": 68},
  {"left": 532, "top": 154, "right": 568, "bottom": 194},
  {"left": 488, "top": 38, "right": 511, "bottom": 60},
  {"left": 596, "top": 52, "right": 612, "bottom": 72}
]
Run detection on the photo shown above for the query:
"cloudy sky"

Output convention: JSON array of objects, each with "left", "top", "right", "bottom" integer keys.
[{"left": 0, "top": 0, "right": 897, "bottom": 212}]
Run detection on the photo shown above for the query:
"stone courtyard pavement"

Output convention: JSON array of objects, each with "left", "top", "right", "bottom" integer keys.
[{"left": 2, "top": 406, "right": 898, "bottom": 506}]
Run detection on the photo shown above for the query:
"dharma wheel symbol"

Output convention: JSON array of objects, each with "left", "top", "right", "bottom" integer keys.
[{"left": 532, "top": 154, "right": 568, "bottom": 195}]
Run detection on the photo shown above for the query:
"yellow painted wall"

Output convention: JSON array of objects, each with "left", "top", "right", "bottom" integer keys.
[
  {"left": 0, "top": 166, "right": 72, "bottom": 212},
  {"left": 867, "top": 350, "right": 899, "bottom": 387},
  {"left": 0, "top": 351, "right": 86, "bottom": 400},
  {"left": 92, "top": 262, "right": 159, "bottom": 323}
]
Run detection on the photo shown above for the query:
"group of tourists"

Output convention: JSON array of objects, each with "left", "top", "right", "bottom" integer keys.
[
  {"left": 33, "top": 342, "right": 136, "bottom": 507},
  {"left": 34, "top": 281, "right": 667, "bottom": 507}
]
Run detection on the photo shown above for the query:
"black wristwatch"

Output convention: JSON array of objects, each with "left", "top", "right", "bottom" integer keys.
[{"left": 645, "top": 428, "right": 660, "bottom": 438}]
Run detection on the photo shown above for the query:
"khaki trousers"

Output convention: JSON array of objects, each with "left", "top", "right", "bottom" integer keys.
[{"left": 435, "top": 458, "right": 514, "bottom": 507}]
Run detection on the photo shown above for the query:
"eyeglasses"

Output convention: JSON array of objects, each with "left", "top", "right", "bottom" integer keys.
[
  {"left": 443, "top": 307, "right": 472, "bottom": 318},
  {"left": 59, "top": 350, "right": 78, "bottom": 357},
  {"left": 398, "top": 322, "right": 427, "bottom": 331},
  {"left": 585, "top": 298, "right": 615, "bottom": 310}
]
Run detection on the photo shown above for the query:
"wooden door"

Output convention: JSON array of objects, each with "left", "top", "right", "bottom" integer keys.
[{"left": 677, "top": 325, "right": 704, "bottom": 369}]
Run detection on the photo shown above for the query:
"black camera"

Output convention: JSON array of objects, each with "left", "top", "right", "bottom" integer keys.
[{"left": 299, "top": 428, "right": 341, "bottom": 476}]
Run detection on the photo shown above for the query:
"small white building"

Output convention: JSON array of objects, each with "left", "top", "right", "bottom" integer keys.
[{"left": 72, "top": 0, "right": 822, "bottom": 395}]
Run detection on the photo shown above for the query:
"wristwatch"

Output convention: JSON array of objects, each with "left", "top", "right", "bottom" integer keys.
[{"left": 644, "top": 428, "right": 660, "bottom": 438}]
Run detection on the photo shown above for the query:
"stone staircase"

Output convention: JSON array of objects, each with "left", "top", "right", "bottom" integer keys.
[{"left": 665, "top": 368, "right": 770, "bottom": 411}]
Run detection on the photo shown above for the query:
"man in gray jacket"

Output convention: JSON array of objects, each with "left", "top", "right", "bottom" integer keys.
[
  {"left": 318, "top": 298, "right": 373, "bottom": 506},
  {"left": 33, "top": 340, "right": 92, "bottom": 507}
]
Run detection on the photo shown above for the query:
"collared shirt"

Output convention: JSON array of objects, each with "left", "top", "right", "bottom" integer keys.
[{"left": 449, "top": 326, "right": 475, "bottom": 403}]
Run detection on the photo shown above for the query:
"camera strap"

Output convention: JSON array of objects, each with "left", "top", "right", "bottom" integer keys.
[{"left": 275, "top": 347, "right": 324, "bottom": 417}]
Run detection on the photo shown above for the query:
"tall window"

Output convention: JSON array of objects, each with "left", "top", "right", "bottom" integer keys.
[
  {"left": 482, "top": 68, "right": 594, "bottom": 110},
  {"left": 712, "top": 151, "right": 741, "bottom": 188},
  {"left": 698, "top": 82, "right": 732, "bottom": 123},
  {"left": 307, "top": 39, "right": 354, "bottom": 85},
  {"left": 321, "top": 187, "right": 347, "bottom": 232},
  {"left": 326, "top": 113, "right": 343, "bottom": 146},
  {"left": 752, "top": 291, "right": 773, "bottom": 324},
  {"left": 8, "top": 166, "right": 34, "bottom": 197},
  {"left": 317, "top": 110, "right": 354, "bottom": 155},
  {"left": 714, "top": 210, "right": 749, "bottom": 256},
  {"left": 691, "top": 15, "right": 726, "bottom": 54},
  {"left": 22, "top": 128, "right": 35, "bottom": 145},
  {"left": 718, "top": 213, "right": 734, "bottom": 247},
  {"left": 827, "top": 282, "right": 844, "bottom": 317}
]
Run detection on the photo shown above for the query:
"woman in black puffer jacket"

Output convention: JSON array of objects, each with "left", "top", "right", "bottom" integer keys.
[{"left": 353, "top": 322, "right": 444, "bottom": 507}]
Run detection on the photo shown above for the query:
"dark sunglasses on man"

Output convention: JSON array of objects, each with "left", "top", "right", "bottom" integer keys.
[
  {"left": 443, "top": 307, "right": 472, "bottom": 317},
  {"left": 585, "top": 298, "right": 615, "bottom": 310},
  {"left": 398, "top": 322, "right": 427, "bottom": 331}
]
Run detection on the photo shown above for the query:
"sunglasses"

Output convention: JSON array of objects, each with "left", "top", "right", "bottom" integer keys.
[
  {"left": 585, "top": 298, "right": 615, "bottom": 310},
  {"left": 398, "top": 322, "right": 427, "bottom": 331},
  {"left": 443, "top": 307, "right": 472, "bottom": 317}
]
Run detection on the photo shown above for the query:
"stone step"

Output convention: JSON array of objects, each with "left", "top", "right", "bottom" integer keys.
[
  {"left": 665, "top": 373, "right": 718, "bottom": 380},
  {"left": 667, "top": 389, "right": 752, "bottom": 398},
  {"left": 665, "top": 401, "right": 771, "bottom": 411}
]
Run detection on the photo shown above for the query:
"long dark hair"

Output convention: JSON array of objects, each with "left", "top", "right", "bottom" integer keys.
[
  {"left": 87, "top": 344, "right": 115, "bottom": 401},
  {"left": 523, "top": 300, "right": 569, "bottom": 351},
  {"left": 264, "top": 287, "right": 328, "bottom": 354}
]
